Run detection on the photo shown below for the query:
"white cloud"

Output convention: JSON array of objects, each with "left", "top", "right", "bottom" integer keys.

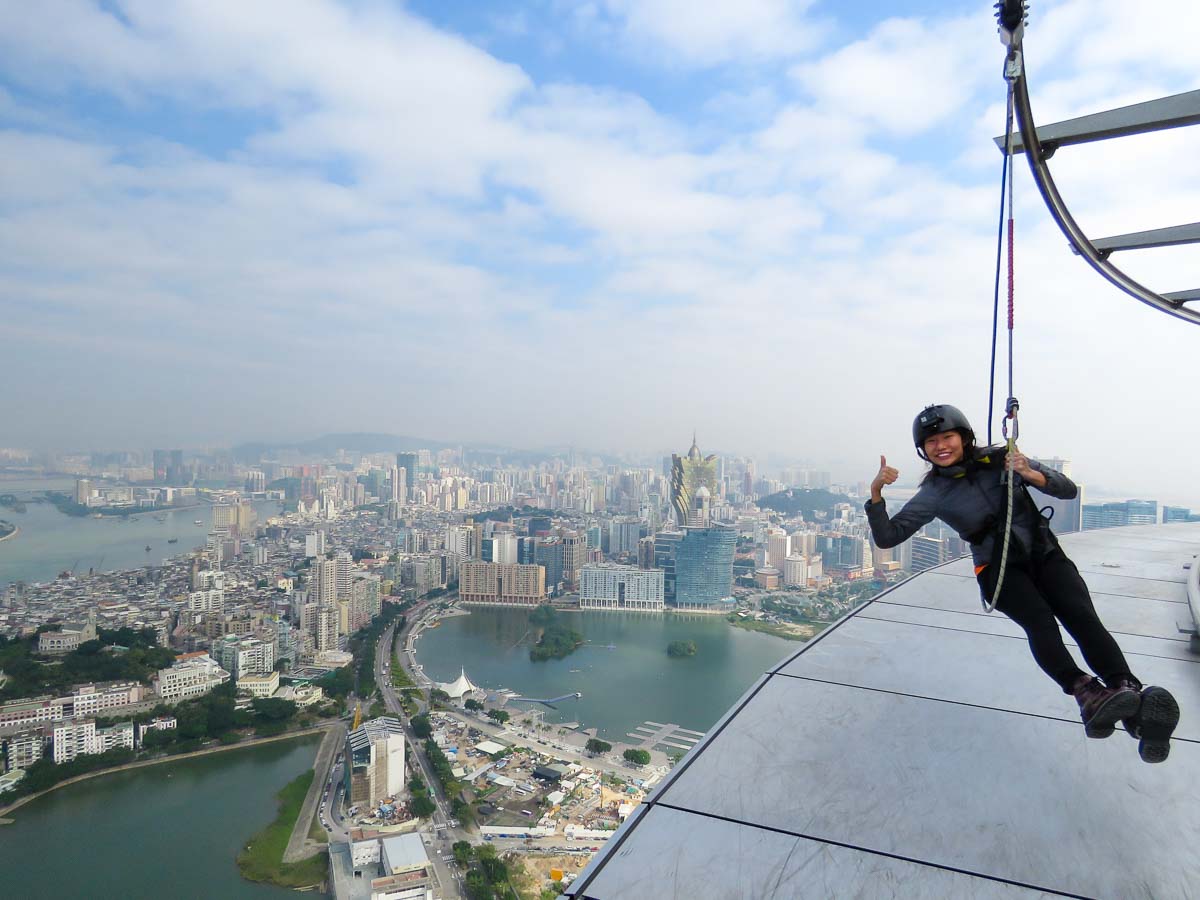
[
  {"left": 598, "top": 0, "right": 826, "bottom": 65},
  {"left": 791, "top": 13, "right": 995, "bottom": 136}
]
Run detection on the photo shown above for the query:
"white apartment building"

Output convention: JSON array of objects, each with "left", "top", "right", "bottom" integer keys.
[
  {"left": 154, "top": 654, "right": 231, "bottom": 700},
  {"left": 68, "top": 681, "right": 144, "bottom": 718},
  {"left": 188, "top": 589, "right": 225, "bottom": 614},
  {"left": 53, "top": 720, "right": 135, "bottom": 763},
  {"left": 307, "top": 532, "right": 326, "bottom": 561},
  {"left": 767, "top": 531, "right": 791, "bottom": 568},
  {"left": 214, "top": 635, "right": 275, "bottom": 679},
  {"left": 52, "top": 719, "right": 95, "bottom": 763},
  {"left": 783, "top": 555, "right": 811, "bottom": 588},
  {"left": 4, "top": 730, "right": 45, "bottom": 770},
  {"left": 95, "top": 721, "right": 135, "bottom": 755},
  {"left": 580, "top": 564, "right": 665, "bottom": 611}
]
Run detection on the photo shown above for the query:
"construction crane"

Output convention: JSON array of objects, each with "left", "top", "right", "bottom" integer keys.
[{"left": 351, "top": 700, "right": 362, "bottom": 731}]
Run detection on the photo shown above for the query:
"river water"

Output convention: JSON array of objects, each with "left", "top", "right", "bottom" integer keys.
[
  {"left": 0, "top": 477, "right": 281, "bottom": 588},
  {"left": 414, "top": 607, "right": 801, "bottom": 740},
  {"left": 0, "top": 735, "right": 323, "bottom": 899}
]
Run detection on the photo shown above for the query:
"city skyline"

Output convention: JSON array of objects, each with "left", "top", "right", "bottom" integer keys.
[{"left": 2, "top": 2, "right": 1198, "bottom": 504}]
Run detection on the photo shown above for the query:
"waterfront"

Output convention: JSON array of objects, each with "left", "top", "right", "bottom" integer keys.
[
  {"left": 414, "top": 607, "right": 800, "bottom": 740},
  {"left": 0, "top": 735, "right": 323, "bottom": 899},
  {"left": 0, "top": 477, "right": 281, "bottom": 588}
]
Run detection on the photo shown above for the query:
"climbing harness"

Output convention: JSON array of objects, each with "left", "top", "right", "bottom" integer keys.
[{"left": 985, "top": 7, "right": 1027, "bottom": 613}]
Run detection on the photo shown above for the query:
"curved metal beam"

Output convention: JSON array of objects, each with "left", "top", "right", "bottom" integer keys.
[{"left": 1009, "top": 56, "right": 1200, "bottom": 325}]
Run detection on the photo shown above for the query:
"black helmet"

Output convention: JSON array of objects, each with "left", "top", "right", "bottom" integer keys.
[{"left": 913, "top": 404, "right": 975, "bottom": 457}]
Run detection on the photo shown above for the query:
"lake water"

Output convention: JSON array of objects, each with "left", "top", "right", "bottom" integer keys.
[
  {"left": 0, "top": 735, "right": 324, "bottom": 899},
  {"left": 0, "top": 477, "right": 281, "bottom": 588},
  {"left": 414, "top": 607, "right": 802, "bottom": 740}
]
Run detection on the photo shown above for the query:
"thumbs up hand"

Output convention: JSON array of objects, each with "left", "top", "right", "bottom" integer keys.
[{"left": 871, "top": 455, "right": 899, "bottom": 500}]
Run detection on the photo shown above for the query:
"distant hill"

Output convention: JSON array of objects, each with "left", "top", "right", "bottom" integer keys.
[{"left": 757, "top": 488, "right": 853, "bottom": 520}]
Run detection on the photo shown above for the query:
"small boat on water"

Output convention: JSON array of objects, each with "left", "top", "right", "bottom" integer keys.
[
  {"left": 193, "top": 519, "right": 203, "bottom": 526},
  {"left": 167, "top": 538, "right": 178, "bottom": 544},
  {"left": 144, "top": 545, "right": 152, "bottom": 552}
]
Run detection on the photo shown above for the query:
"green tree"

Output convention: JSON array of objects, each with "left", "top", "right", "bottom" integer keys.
[
  {"left": 410, "top": 793, "right": 436, "bottom": 818},
  {"left": 667, "top": 640, "right": 697, "bottom": 658},
  {"left": 464, "top": 698, "right": 484, "bottom": 712},
  {"left": 585, "top": 738, "right": 612, "bottom": 755},
  {"left": 623, "top": 748, "right": 651, "bottom": 766},
  {"left": 486, "top": 709, "right": 510, "bottom": 724},
  {"left": 252, "top": 697, "right": 298, "bottom": 722},
  {"left": 411, "top": 714, "right": 433, "bottom": 739},
  {"left": 452, "top": 841, "right": 472, "bottom": 868}
]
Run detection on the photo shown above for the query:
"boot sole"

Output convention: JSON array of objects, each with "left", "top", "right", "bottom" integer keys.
[
  {"left": 1137, "top": 687, "right": 1180, "bottom": 764},
  {"left": 1084, "top": 690, "right": 1141, "bottom": 739}
]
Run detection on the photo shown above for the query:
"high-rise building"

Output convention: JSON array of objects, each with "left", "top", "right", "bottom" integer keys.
[
  {"left": 305, "top": 531, "right": 326, "bottom": 558},
  {"left": 316, "top": 605, "right": 339, "bottom": 652},
  {"left": 212, "top": 504, "right": 237, "bottom": 533},
  {"left": 561, "top": 532, "right": 587, "bottom": 588},
  {"left": 673, "top": 525, "right": 736, "bottom": 612},
  {"left": 459, "top": 562, "right": 547, "bottom": 606},
  {"left": 580, "top": 564, "right": 665, "bottom": 611},
  {"left": 1164, "top": 506, "right": 1193, "bottom": 523},
  {"left": 910, "top": 535, "right": 948, "bottom": 572},
  {"left": 766, "top": 530, "right": 791, "bottom": 568},
  {"left": 653, "top": 529, "right": 683, "bottom": 603},
  {"left": 214, "top": 635, "right": 275, "bottom": 680},
  {"left": 153, "top": 449, "right": 169, "bottom": 483},
  {"left": 491, "top": 532, "right": 518, "bottom": 564},
  {"left": 396, "top": 453, "right": 417, "bottom": 491},
  {"left": 782, "top": 555, "right": 810, "bottom": 588},
  {"left": 637, "top": 536, "right": 656, "bottom": 570},
  {"left": 345, "top": 717, "right": 406, "bottom": 808},
  {"left": 313, "top": 557, "right": 337, "bottom": 604},
  {"left": 670, "top": 436, "right": 719, "bottom": 526},
  {"left": 534, "top": 539, "right": 565, "bottom": 593},
  {"left": 604, "top": 520, "right": 643, "bottom": 556},
  {"left": 74, "top": 478, "right": 92, "bottom": 505}
]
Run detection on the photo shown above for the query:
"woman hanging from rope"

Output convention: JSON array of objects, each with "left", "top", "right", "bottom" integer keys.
[{"left": 864, "top": 404, "right": 1180, "bottom": 763}]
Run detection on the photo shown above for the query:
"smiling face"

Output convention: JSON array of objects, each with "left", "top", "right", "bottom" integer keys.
[{"left": 923, "top": 429, "right": 965, "bottom": 467}]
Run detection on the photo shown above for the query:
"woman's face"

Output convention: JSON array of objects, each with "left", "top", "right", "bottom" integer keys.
[{"left": 923, "top": 430, "right": 964, "bottom": 467}]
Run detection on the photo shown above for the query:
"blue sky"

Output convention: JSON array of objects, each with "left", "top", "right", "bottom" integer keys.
[{"left": 1, "top": 1, "right": 1198, "bottom": 504}]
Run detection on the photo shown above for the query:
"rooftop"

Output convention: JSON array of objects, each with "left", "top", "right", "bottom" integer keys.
[{"left": 568, "top": 523, "right": 1200, "bottom": 899}]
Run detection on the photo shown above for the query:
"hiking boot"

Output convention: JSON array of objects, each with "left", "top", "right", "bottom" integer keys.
[
  {"left": 1115, "top": 680, "right": 1180, "bottom": 764},
  {"left": 1110, "top": 677, "right": 1145, "bottom": 740},
  {"left": 1072, "top": 676, "right": 1140, "bottom": 739}
]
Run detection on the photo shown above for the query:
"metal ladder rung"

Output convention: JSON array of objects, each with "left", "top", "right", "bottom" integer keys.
[
  {"left": 1080, "top": 221, "right": 1200, "bottom": 255},
  {"left": 995, "top": 89, "right": 1200, "bottom": 155},
  {"left": 1163, "top": 289, "right": 1200, "bottom": 305}
]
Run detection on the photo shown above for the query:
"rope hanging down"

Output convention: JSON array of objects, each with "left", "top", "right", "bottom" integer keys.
[{"left": 985, "top": 38, "right": 1024, "bottom": 614}]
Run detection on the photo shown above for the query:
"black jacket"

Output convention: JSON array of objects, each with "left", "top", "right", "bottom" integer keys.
[{"left": 865, "top": 448, "right": 1077, "bottom": 567}]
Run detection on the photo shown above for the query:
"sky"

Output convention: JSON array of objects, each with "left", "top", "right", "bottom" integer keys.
[{"left": 0, "top": 1, "right": 1198, "bottom": 504}]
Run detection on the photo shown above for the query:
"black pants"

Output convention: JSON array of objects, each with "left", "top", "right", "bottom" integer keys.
[{"left": 978, "top": 547, "right": 1136, "bottom": 693}]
